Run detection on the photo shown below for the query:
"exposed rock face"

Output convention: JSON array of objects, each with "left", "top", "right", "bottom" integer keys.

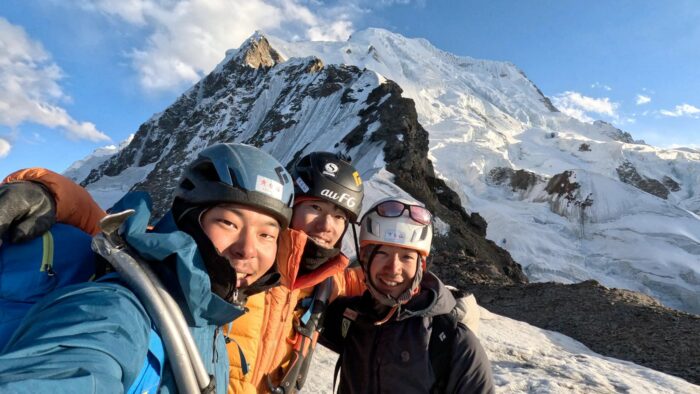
[
  {"left": 468, "top": 281, "right": 700, "bottom": 384},
  {"left": 545, "top": 170, "right": 582, "bottom": 202},
  {"left": 487, "top": 167, "right": 542, "bottom": 192},
  {"left": 593, "top": 120, "right": 640, "bottom": 144},
  {"left": 79, "top": 34, "right": 527, "bottom": 285},
  {"left": 616, "top": 161, "right": 675, "bottom": 199},
  {"left": 344, "top": 82, "right": 527, "bottom": 285}
]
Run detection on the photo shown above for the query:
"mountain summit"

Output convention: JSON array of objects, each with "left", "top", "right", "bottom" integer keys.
[{"left": 269, "top": 28, "right": 700, "bottom": 315}]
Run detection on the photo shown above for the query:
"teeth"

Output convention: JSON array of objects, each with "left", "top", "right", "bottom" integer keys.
[
  {"left": 236, "top": 273, "right": 249, "bottom": 279},
  {"left": 381, "top": 279, "right": 400, "bottom": 287}
]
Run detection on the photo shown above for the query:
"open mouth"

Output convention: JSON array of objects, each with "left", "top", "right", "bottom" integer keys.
[
  {"left": 309, "top": 235, "right": 333, "bottom": 247},
  {"left": 236, "top": 272, "right": 251, "bottom": 280},
  {"left": 378, "top": 278, "right": 403, "bottom": 288}
]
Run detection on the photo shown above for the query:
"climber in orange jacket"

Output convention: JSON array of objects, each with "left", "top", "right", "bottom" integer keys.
[{"left": 226, "top": 152, "right": 366, "bottom": 393}]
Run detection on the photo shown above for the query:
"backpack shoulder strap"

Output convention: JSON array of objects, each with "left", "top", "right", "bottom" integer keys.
[
  {"left": 127, "top": 325, "right": 166, "bottom": 394},
  {"left": 429, "top": 311, "right": 460, "bottom": 393}
]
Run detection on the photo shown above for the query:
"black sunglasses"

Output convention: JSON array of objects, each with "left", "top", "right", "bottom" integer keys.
[{"left": 368, "top": 200, "right": 432, "bottom": 225}]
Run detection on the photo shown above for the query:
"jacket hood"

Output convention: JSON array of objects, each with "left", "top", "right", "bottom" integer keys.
[
  {"left": 396, "top": 271, "right": 456, "bottom": 321},
  {"left": 112, "top": 192, "right": 246, "bottom": 327}
]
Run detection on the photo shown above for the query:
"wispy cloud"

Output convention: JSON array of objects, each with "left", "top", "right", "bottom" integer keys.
[
  {"left": 551, "top": 91, "right": 619, "bottom": 123},
  {"left": 591, "top": 82, "right": 612, "bottom": 91},
  {"left": 80, "top": 0, "right": 358, "bottom": 92},
  {"left": 0, "top": 138, "right": 10, "bottom": 158},
  {"left": 659, "top": 103, "right": 700, "bottom": 118},
  {"left": 0, "top": 18, "right": 110, "bottom": 142},
  {"left": 635, "top": 95, "right": 651, "bottom": 105}
]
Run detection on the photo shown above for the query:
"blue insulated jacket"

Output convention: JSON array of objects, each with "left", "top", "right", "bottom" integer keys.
[{"left": 0, "top": 192, "right": 246, "bottom": 393}]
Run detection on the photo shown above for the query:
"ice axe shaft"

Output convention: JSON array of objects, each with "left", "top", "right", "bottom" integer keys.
[{"left": 91, "top": 209, "right": 212, "bottom": 393}]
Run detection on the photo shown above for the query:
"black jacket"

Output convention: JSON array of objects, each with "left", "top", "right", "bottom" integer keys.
[{"left": 322, "top": 272, "right": 495, "bottom": 394}]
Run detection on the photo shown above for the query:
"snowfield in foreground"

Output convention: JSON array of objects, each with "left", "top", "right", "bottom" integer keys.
[{"left": 305, "top": 309, "right": 698, "bottom": 393}]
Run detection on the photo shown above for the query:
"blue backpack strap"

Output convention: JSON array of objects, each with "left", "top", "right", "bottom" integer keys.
[
  {"left": 225, "top": 323, "right": 249, "bottom": 375},
  {"left": 126, "top": 324, "right": 167, "bottom": 394}
]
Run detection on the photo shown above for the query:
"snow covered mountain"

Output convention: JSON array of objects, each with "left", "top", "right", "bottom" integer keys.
[
  {"left": 73, "top": 31, "right": 525, "bottom": 286},
  {"left": 74, "top": 28, "right": 699, "bottom": 315},
  {"left": 66, "top": 28, "right": 700, "bottom": 387},
  {"left": 267, "top": 28, "right": 700, "bottom": 315}
]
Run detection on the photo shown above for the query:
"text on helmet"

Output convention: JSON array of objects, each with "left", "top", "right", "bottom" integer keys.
[{"left": 320, "top": 189, "right": 356, "bottom": 208}]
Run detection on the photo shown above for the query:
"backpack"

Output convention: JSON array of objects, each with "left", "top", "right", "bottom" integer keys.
[
  {"left": 0, "top": 223, "right": 167, "bottom": 394},
  {"left": 0, "top": 223, "right": 94, "bottom": 349}
]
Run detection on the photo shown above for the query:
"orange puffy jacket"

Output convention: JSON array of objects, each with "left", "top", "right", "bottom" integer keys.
[{"left": 226, "top": 228, "right": 366, "bottom": 393}]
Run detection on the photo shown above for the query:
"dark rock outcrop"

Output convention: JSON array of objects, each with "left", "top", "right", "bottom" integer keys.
[
  {"left": 345, "top": 81, "right": 527, "bottom": 285},
  {"left": 487, "top": 167, "right": 542, "bottom": 192},
  {"left": 594, "top": 120, "right": 639, "bottom": 144},
  {"left": 468, "top": 281, "right": 700, "bottom": 384},
  {"left": 616, "top": 161, "right": 672, "bottom": 199}
]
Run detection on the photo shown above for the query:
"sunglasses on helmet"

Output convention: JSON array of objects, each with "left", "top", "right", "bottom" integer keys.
[{"left": 369, "top": 200, "right": 432, "bottom": 225}]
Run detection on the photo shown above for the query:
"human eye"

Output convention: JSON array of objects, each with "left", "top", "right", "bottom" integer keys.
[
  {"left": 334, "top": 213, "right": 348, "bottom": 222},
  {"left": 402, "top": 253, "right": 417, "bottom": 262},
  {"left": 216, "top": 218, "right": 237, "bottom": 228},
  {"left": 260, "top": 226, "right": 280, "bottom": 241}
]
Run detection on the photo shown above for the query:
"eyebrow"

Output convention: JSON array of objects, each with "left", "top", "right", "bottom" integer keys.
[
  {"left": 332, "top": 205, "right": 347, "bottom": 216},
  {"left": 222, "top": 206, "right": 280, "bottom": 229}
]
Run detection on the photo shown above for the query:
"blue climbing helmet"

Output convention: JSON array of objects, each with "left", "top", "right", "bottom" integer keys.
[{"left": 174, "top": 143, "right": 294, "bottom": 229}]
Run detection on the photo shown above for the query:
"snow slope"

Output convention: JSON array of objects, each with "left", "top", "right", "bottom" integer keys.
[
  {"left": 268, "top": 29, "right": 700, "bottom": 314},
  {"left": 305, "top": 309, "right": 699, "bottom": 393}
]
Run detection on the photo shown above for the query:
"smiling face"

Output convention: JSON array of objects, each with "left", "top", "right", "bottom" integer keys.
[
  {"left": 366, "top": 244, "right": 419, "bottom": 299},
  {"left": 290, "top": 199, "right": 348, "bottom": 249},
  {"left": 200, "top": 204, "right": 280, "bottom": 288}
]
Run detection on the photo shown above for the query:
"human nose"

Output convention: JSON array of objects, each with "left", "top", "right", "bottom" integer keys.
[
  {"left": 384, "top": 254, "right": 402, "bottom": 274},
  {"left": 228, "top": 229, "right": 257, "bottom": 259},
  {"left": 315, "top": 213, "right": 334, "bottom": 231}
]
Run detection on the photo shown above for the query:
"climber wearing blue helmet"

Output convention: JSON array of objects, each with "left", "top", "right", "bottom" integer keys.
[{"left": 0, "top": 143, "right": 294, "bottom": 394}]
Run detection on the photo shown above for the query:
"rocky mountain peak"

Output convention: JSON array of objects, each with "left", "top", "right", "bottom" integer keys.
[{"left": 231, "top": 31, "right": 283, "bottom": 69}]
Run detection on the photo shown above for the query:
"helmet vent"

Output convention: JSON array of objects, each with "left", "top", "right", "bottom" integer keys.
[
  {"left": 180, "top": 178, "right": 195, "bottom": 191},
  {"left": 419, "top": 225, "right": 429, "bottom": 240},
  {"left": 227, "top": 168, "right": 240, "bottom": 188},
  {"left": 195, "top": 161, "right": 220, "bottom": 182}
]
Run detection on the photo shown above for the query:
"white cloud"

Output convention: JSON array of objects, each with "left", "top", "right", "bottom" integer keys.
[
  {"left": 551, "top": 91, "right": 619, "bottom": 123},
  {"left": 83, "top": 0, "right": 357, "bottom": 91},
  {"left": 0, "top": 18, "right": 110, "bottom": 142},
  {"left": 635, "top": 95, "right": 651, "bottom": 105},
  {"left": 0, "top": 138, "right": 10, "bottom": 158},
  {"left": 659, "top": 103, "right": 700, "bottom": 118},
  {"left": 591, "top": 82, "right": 612, "bottom": 91}
]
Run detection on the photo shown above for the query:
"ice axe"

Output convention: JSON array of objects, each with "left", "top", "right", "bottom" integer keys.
[{"left": 92, "top": 209, "right": 214, "bottom": 394}]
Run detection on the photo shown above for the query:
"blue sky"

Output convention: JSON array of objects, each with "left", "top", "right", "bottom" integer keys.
[{"left": 1, "top": 0, "right": 698, "bottom": 177}]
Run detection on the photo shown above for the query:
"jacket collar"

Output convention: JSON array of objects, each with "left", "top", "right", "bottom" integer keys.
[{"left": 276, "top": 228, "right": 350, "bottom": 291}]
